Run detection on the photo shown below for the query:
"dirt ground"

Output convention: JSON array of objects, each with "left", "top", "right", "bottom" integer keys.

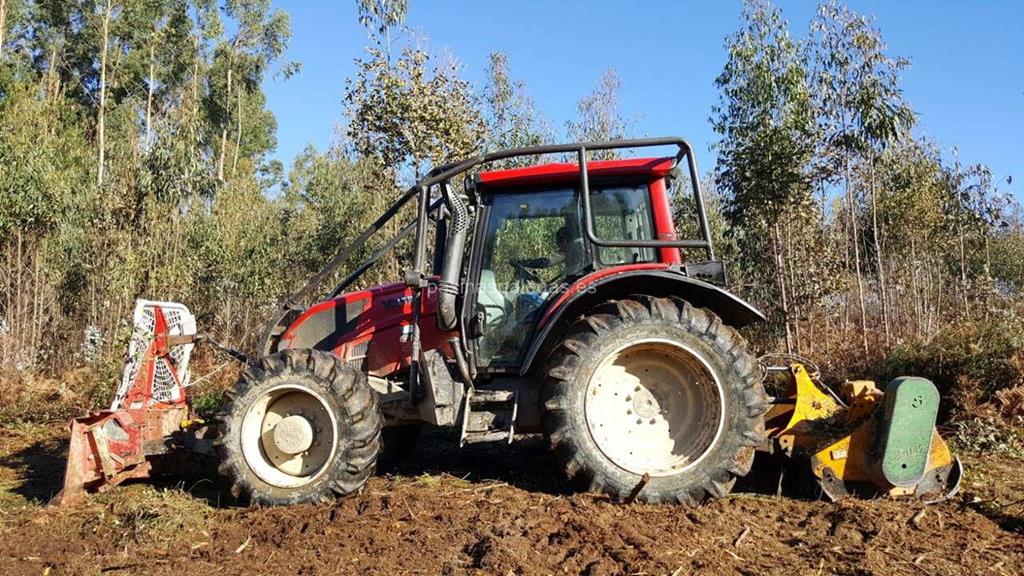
[{"left": 0, "top": 424, "right": 1021, "bottom": 576}]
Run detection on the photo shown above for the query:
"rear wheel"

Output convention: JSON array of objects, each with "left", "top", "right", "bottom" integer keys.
[
  {"left": 542, "top": 296, "right": 768, "bottom": 504},
  {"left": 216, "top": 349, "right": 381, "bottom": 506}
]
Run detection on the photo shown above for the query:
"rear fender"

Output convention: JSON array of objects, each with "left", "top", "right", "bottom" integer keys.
[{"left": 519, "top": 267, "right": 764, "bottom": 376}]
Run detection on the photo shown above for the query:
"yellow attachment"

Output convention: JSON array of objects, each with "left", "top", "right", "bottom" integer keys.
[
  {"left": 764, "top": 363, "right": 842, "bottom": 455},
  {"left": 765, "top": 363, "right": 960, "bottom": 500},
  {"left": 180, "top": 417, "right": 205, "bottom": 429}
]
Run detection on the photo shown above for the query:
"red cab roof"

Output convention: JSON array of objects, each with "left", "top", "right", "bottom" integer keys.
[{"left": 477, "top": 157, "right": 675, "bottom": 188}]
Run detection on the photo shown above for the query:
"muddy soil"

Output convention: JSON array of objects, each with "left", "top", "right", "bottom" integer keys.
[{"left": 1, "top": 425, "right": 1021, "bottom": 576}]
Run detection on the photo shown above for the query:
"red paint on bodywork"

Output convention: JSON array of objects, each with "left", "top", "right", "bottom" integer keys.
[
  {"left": 538, "top": 263, "right": 672, "bottom": 330},
  {"left": 649, "top": 177, "right": 682, "bottom": 265},
  {"left": 279, "top": 281, "right": 456, "bottom": 377},
  {"left": 478, "top": 157, "right": 675, "bottom": 188}
]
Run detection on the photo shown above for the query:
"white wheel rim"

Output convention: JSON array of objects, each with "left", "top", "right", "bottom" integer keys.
[
  {"left": 240, "top": 383, "right": 338, "bottom": 488},
  {"left": 584, "top": 338, "right": 725, "bottom": 477}
]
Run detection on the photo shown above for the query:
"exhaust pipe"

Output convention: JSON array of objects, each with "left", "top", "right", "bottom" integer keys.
[{"left": 437, "top": 185, "right": 467, "bottom": 331}]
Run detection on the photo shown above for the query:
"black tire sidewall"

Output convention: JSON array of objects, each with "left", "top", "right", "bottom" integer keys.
[
  {"left": 219, "top": 350, "right": 380, "bottom": 506},
  {"left": 543, "top": 298, "right": 765, "bottom": 503}
]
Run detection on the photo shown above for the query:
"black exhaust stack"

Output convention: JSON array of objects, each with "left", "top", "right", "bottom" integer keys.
[{"left": 437, "top": 185, "right": 468, "bottom": 331}]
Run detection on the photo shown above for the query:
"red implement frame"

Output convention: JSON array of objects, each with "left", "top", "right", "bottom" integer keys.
[{"left": 52, "top": 306, "right": 196, "bottom": 506}]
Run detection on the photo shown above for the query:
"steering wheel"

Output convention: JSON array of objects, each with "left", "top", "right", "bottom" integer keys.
[{"left": 510, "top": 260, "right": 544, "bottom": 284}]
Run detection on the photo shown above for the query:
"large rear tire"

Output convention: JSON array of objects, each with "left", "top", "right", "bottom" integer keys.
[
  {"left": 216, "top": 349, "right": 382, "bottom": 506},
  {"left": 541, "top": 296, "right": 768, "bottom": 504}
]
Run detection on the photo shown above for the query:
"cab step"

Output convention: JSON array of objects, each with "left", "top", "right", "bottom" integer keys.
[{"left": 459, "top": 385, "right": 518, "bottom": 447}]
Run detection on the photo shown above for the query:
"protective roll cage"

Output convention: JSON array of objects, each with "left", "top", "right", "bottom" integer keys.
[{"left": 258, "top": 137, "right": 715, "bottom": 359}]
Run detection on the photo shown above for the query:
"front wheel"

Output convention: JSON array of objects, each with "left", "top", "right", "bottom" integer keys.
[
  {"left": 541, "top": 296, "right": 768, "bottom": 504},
  {"left": 216, "top": 349, "right": 382, "bottom": 506}
]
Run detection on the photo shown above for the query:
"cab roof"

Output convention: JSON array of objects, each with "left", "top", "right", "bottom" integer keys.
[{"left": 477, "top": 157, "right": 675, "bottom": 189}]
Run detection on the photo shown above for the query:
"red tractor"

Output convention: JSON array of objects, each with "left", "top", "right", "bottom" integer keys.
[
  {"left": 56, "top": 138, "right": 960, "bottom": 506},
  {"left": 217, "top": 138, "right": 768, "bottom": 505}
]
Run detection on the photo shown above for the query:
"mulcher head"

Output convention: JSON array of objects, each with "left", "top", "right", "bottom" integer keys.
[{"left": 764, "top": 363, "right": 962, "bottom": 502}]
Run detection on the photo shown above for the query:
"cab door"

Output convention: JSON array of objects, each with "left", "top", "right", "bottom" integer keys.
[{"left": 467, "top": 187, "right": 584, "bottom": 368}]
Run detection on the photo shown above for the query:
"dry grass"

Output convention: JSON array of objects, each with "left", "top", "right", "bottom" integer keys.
[{"left": 0, "top": 367, "right": 114, "bottom": 425}]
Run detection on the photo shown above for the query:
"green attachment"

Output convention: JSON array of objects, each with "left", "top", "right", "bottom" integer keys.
[{"left": 877, "top": 377, "right": 940, "bottom": 488}]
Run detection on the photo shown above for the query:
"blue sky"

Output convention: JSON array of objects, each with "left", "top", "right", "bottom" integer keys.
[{"left": 264, "top": 1, "right": 1022, "bottom": 199}]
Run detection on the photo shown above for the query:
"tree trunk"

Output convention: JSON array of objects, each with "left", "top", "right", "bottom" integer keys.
[
  {"left": 31, "top": 245, "right": 41, "bottom": 360},
  {"left": 841, "top": 193, "right": 851, "bottom": 340},
  {"left": 909, "top": 235, "right": 921, "bottom": 335},
  {"left": 785, "top": 217, "right": 801, "bottom": 352},
  {"left": 45, "top": 46, "right": 59, "bottom": 99},
  {"left": 97, "top": 0, "right": 114, "bottom": 187},
  {"left": 958, "top": 221, "right": 969, "bottom": 316},
  {"left": 845, "top": 157, "right": 869, "bottom": 358},
  {"left": 771, "top": 222, "right": 794, "bottom": 354},
  {"left": 868, "top": 159, "right": 890, "bottom": 346},
  {"left": 0, "top": 0, "right": 8, "bottom": 60},
  {"left": 15, "top": 231, "right": 23, "bottom": 363},
  {"left": 191, "top": 34, "right": 201, "bottom": 104},
  {"left": 146, "top": 39, "right": 155, "bottom": 148},
  {"left": 217, "top": 67, "right": 232, "bottom": 182},
  {"left": 2, "top": 242, "right": 10, "bottom": 365},
  {"left": 231, "top": 88, "right": 243, "bottom": 177},
  {"left": 189, "top": 33, "right": 202, "bottom": 168}
]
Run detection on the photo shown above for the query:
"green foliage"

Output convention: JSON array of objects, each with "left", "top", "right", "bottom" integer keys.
[
  {"left": 356, "top": 0, "right": 407, "bottom": 37},
  {"left": 280, "top": 146, "right": 404, "bottom": 290},
  {"left": 0, "top": 84, "right": 94, "bottom": 236},
  {"left": 713, "top": 0, "right": 814, "bottom": 223},
  {"left": 2, "top": 0, "right": 1021, "bottom": 442},
  {"left": 567, "top": 69, "right": 629, "bottom": 159},
  {"left": 881, "top": 311, "right": 1024, "bottom": 404},
  {"left": 809, "top": 0, "right": 914, "bottom": 166},
  {"left": 345, "top": 46, "right": 486, "bottom": 180},
  {"left": 711, "top": 0, "right": 828, "bottom": 352},
  {"left": 491, "top": 217, "right": 564, "bottom": 289},
  {"left": 482, "top": 52, "right": 551, "bottom": 166},
  {"left": 0, "top": 0, "right": 296, "bottom": 370},
  {"left": 709, "top": 0, "right": 1024, "bottom": 420}
]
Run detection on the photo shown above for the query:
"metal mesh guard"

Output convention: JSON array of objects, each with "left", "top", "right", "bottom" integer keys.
[{"left": 111, "top": 300, "right": 196, "bottom": 409}]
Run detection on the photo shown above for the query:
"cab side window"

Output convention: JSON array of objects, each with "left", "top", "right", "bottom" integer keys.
[{"left": 589, "top": 184, "right": 656, "bottom": 266}]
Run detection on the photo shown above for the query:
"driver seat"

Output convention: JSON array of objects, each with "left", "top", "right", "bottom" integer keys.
[{"left": 477, "top": 270, "right": 510, "bottom": 332}]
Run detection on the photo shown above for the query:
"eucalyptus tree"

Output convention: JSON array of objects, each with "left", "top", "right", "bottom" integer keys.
[
  {"left": 712, "top": 0, "right": 817, "bottom": 353},
  {"left": 0, "top": 0, "right": 7, "bottom": 59},
  {"left": 943, "top": 156, "right": 1016, "bottom": 318},
  {"left": 808, "top": 0, "right": 914, "bottom": 351},
  {"left": 874, "top": 138, "right": 949, "bottom": 336},
  {"left": 205, "top": 0, "right": 294, "bottom": 182},
  {"left": 356, "top": 0, "right": 406, "bottom": 62},
  {"left": 567, "top": 69, "right": 629, "bottom": 160},
  {"left": 344, "top": 1, "right": 485, "bottom": 183},
  {"left": 344, "top": 46, "right": 485, "bottom": 183},
  {"left": 482, "top": 51, "right": 551, "bottom": 167}
]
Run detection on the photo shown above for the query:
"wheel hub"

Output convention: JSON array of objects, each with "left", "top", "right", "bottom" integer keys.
[
  {"left": 584, "top": 339, "right": 725, "bottom": 477},
  {"left": 240, "top": 384, "right": 338, "bottom": 488},
  {"left": 632, "top": 387, "right": 661, "bottom": 419},
  {"left": 272, "top": 415, "right": 315, "bottom": 455}
]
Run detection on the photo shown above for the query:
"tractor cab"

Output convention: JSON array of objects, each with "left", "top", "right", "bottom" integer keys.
[{"left": 467, "top": 158, "right": 679, "bottom": 368}]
